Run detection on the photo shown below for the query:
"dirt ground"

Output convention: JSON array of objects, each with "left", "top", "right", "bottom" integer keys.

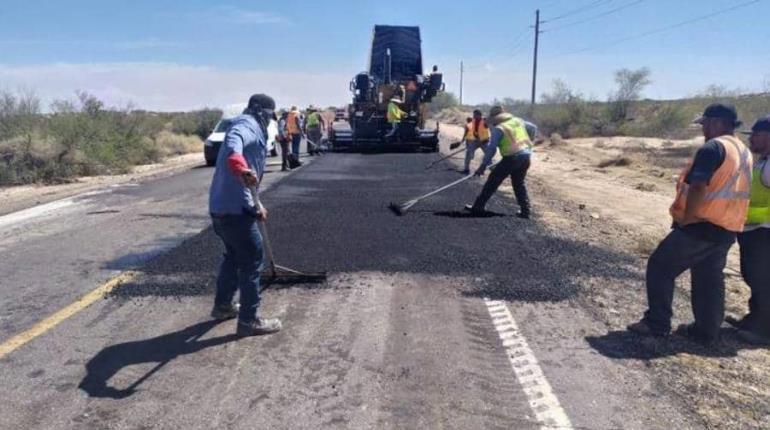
[{"left": 441, "top": 125, "right": 769, "bottom": 429}]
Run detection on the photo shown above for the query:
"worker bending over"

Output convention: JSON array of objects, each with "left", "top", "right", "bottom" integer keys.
[
  {"left": 465, "top": 106, "right": 535, "bottom": 219},
  {"left": 628, "top": 103, "right": 752, "bottom": 344}
]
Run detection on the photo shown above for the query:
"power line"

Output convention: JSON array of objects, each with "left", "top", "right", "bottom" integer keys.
[
  {"left": 544, "top": 0, "right": 646, "bottom": 33},
  {"left": 542, "top": 0, "right": 614, "bottom": 23},
  {"left": 554, "top": 0, "right": 761, "bottom": 57}
]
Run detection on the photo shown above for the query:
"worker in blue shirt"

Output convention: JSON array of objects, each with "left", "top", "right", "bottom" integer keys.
[{"left": 209, "top": 93, "right": 282, "bottom": 337}]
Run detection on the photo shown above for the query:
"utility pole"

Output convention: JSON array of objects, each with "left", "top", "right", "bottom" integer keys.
[
  {"left": 531, "top": 9, "right": 541, "bottom": 105},
  {"left": 459, "top": 60, "right": 464, "bottom": 105}
]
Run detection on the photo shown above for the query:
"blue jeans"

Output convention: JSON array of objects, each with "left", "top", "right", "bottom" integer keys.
[
  {"left": 738, "top": 228, "right": 770, "bottom": 336},
  {"left": 211, "top": 214, "right": 264, "bottom": 323},
  {"left": 291, "top": 134, "right": 302, "bottom": 157}
]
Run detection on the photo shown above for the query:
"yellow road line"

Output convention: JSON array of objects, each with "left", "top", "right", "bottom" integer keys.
[{"left": 0, "top": 271, "right": 137, "bottom": 359}]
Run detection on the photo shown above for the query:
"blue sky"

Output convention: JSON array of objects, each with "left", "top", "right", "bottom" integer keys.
[{"left": 1, "top": 0, "right": 768, "bottom": 110}]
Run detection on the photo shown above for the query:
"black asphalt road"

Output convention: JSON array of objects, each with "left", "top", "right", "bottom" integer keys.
[{"left": 0, "top": 151, "right": 702, "bottom": 429}]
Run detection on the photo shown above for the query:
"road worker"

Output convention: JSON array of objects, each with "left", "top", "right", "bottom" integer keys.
[
  {"left": 462, "top": 110, "right": 491, "bottom": 175},
  {"left": 304, "top": 105, "right": 325, "bottom": 155},
  {"left": 208, "top": 93, "right": 282, "bottom": 336},
  {"left": 628, "top": 103, "right": 752, "bottom": 345},
  {"left": 286, "top": 106, "right": 303, "bottom": 164},
  {"left": 385, "top": 96, "right": 407, "bottom": 142},
  {"left": 727, "top": 115, "right": 770, "bottom": 345},
  {"left": 465, "top": 105, "right": 535, "bottom": 219}
]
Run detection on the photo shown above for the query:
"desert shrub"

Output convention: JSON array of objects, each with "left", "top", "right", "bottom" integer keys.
[
  {"left": 153, "top": 130, "right": 202, "bottom": 157},
  {"left": 171, "top": 108, "right": 222, "bottom": 139},
  {"left": 428, "top": 92, "right": 459, "bottom": 115}
]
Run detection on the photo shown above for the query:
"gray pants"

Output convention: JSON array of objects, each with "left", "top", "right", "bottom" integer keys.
[
  {"left": 464, "top": 140, "right": 488, "bottom": 171},
  {"left": 644, "top": 226, "right": 734, "bottom": 338}
]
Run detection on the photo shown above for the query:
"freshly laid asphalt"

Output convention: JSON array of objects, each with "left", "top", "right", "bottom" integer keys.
[{"left": 0, "top": 149, "right": 703, "bottom": 429}]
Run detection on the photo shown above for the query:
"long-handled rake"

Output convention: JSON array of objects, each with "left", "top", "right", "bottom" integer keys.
[
  {"left": 248, "top": 186, "right": 327, "bottom": 289},
  {"left": 389, "top": 161, "right": 498, "bottom": 216},
  {"left": 425, "top": 144, "right": 465, "bottom": 170}
]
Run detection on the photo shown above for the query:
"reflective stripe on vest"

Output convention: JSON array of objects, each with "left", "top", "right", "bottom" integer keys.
[
  {"left": 466, "top": 119, "right": 490, "bottom": 142},
  {"left": 497, "top": 117, "right": 532, "bottom": 156},
  {"left": 747, "top": 158, "right": 770, "bottom": 225},
  {"left": 387, "top": 102, "right": 403, "bottom": 123},
  {"left": 670, "top": 135, "right": 753, "bottom": 232},
  {"left": 307, "top": 112, "right": 321, "bottom": 128},
  {"left": 286, "top": 111, "right": 300, "bottom": 134}
]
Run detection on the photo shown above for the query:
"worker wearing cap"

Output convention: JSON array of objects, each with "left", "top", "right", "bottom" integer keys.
[
  {"left": 726, "top": 115, "right": 770, "bottom": 345},
  {"left": 465, "top": 106, "right": 534, "bottom": 218},
  {"left": 462, "top": 110, "right": 491, "bottom": 175},
  {"left": 385, "top": 97, "right": 407, "bottom": 142},
  {"left": 209, "top": 93, "right": 282, "bottom": 337},
  {"left": 304, "top": 106, "right": 325, "bottom": 156},
  {"left": 628, "top": 103, "right": 752, "bottom": 344},
  {"left": 286, "top": 106, "right": 303, "bottom": 163}
]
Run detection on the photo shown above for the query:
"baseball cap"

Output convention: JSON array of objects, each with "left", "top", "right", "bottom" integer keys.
[
  {"left": 247, "top": 94, "right": 276, "bottom": 111},
  {"left": 694, "top": 103, "right": 741, "bottom": 127},
  {"left": 741, "top": 115, "right": 770, "bottom": 135}
]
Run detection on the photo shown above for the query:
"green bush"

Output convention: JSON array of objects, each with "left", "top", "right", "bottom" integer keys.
[{"left": 171, "top": 109, "right": 222, "bottom": 139}]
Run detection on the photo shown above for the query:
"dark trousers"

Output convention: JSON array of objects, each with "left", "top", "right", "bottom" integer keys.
[
  {"left": 279, "top": 139, "right": 290, "bottom": 170},
  {"left": 472, "top": 153, "right": 531, "bottom": 214},
  {"left": 738, "top": 228, "right": 770, "bottom": 336},
  {"left": 211, "top": 214, "right": 263, "bottom": 324},
  {"left": 644, "top": 227, "right": 733, "bottom": 337}
]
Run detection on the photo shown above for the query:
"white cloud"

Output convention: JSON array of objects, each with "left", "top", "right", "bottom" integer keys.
[
  {"left": 0, "top": 63, "right": 352, "bottom": 111},
  {"left": 216, "top": 6, "right": 289, "bottom": 25}
]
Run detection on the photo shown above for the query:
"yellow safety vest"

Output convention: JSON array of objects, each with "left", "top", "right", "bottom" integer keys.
[
  {"left": 387, "top": 101, "right": 404, "bottom": 123},
  {"left": 496, "top": 116, "right": 532, "bottom": 156},
  {"left": 746, "top": 158, "right": 770, "bottom": 225}
]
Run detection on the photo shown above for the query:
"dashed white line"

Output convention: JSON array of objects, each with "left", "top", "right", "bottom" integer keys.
[{"left": 485, "top": 299, "right": 573, "bottom": 430}]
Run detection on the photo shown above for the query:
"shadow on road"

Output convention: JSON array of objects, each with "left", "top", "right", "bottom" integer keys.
[
  {"left": 78, "top": 319, "right": 236, "bottom": 399},
  {"left": 586, "top": 328, "right": 764, "bottom": 359},
  {"left": 433, "top": 210, "right": 508, "bottom": 218}
]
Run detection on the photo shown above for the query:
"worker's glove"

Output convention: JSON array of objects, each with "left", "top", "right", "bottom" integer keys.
[{"left": 241, "top": 170, "right": 259, "bottom": 187}]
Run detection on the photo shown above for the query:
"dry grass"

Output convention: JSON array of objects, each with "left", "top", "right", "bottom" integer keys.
[{"left": 153, "top": 131, "right": 202, "bottom": 157}]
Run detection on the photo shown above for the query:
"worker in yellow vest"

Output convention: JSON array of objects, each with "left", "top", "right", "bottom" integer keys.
[
  {"left": 304, "top": 105, "right": 325, "bottom": 155},
  {"left": 462, "top": 109, "right": 491, "bottom": 174},
  {"left": 628, "top": 103, "right": 753, "bottom": 344},
  {"left": 465, "top": 106, "right": 534, "bottom": 218},
  {"left": 286, "top": 106, "right": 303, "bottom": 164},
  {"left": 385, "top": 97, "right": 407, "bottom": 142},
  {"left": 726, "top": 115, "right": 770, "bottom": 345}
]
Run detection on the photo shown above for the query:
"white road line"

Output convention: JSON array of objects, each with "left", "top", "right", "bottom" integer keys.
[{"left": 484, "top": 299, "right": 573, "bottom": 430}]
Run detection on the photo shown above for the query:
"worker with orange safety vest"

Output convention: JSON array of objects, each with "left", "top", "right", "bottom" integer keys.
[
  {"left": 462, "top": 109, "right": 491, "bottom": 174},
  {"left": 628, "top": 103, "right": 753, "bottom": 344},
  {"left": 286, "top": 106, "right": 303, "bottom": 164}
]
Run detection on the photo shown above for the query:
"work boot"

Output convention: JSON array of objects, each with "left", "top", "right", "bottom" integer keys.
[
  {"left": 461, "top": 169, "right": 470, "bottom": 175},
  {"left": 626, "top": 319, "right": 668, "bottom": 337},
  {"left": 725, "top": 314, "right": 752, "bottom": 330},
  {"left": 236, "top": 318, "right": 282, "bottom": 337},
  {"left": 464, "top": 204, "right": 487, "bottom": 216},
  {"left": 516, "top": 211, "right": 530, "bottom": 219},
  {"left": 736, "top": 329, "right": 770, "bottom": 346},
  {"left": 210, "top": 303, "right": 240, "bottom": 320},
  {"left": 675, "top": 323, "right": 719, "bottom": 346}
]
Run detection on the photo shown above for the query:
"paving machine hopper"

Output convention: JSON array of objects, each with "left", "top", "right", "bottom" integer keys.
[{"left": 329, "top": 25, "right": 444, "bottom": 151}]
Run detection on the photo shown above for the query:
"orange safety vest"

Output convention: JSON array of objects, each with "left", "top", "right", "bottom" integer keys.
[
  {"left": 464, "top": 119, "right": 490, "bottom": 142},
  {"left": 286, "top": 111, "right": 300, "bottom": 135},
  {"left": 670, "top": 135, "right": 753, "bottom": 232}
]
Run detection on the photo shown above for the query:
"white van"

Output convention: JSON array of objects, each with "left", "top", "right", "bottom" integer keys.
[{"left": 204, "top": 104, "right": 278, "bottom": 166}]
